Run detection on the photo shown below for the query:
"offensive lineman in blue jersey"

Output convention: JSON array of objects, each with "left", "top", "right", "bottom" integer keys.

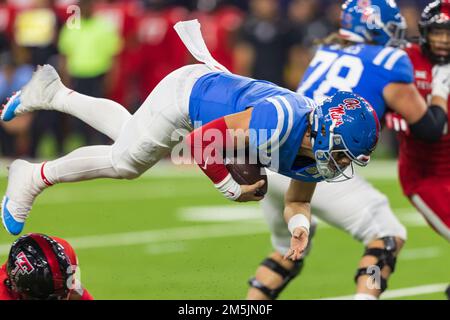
[
  {"left": 0, "top": 20, "right": 379, "bottom": 263},
  {"left": 248, "top": 0, "right": 449, "bottom": 300}
]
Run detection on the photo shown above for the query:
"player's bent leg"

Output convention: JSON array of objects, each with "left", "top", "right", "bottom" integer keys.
[
  {"left": 354, "top": 236, "right": 404, "bottom": 299},
  {"left": 410, "top": 181, "right": 450, "bottom": 241},
  {"left": 247, "top": 225, "right": 317, "bottom": 300},
  {"left": 1, "top": 64, "right": 211, "bottom": 235},
  {"left": 311, "top": 174, "right": 407, "bottom": 299},
  {"left": 110, "top": 65, "right": 212, "bottom": 179},
  {"left": 1, "top": 146, "right": 124, "bottom": 235},
  {"left": 247, "top": 174, "right": 317, "bottom": 300},
  {"left": 247, "top": 252, "right": 305, "bottom": 300},
  {"left": 2, "top": 160, "right": 48, "bottom": 235},
  {"left": 1, "top": 64, "right": 132, "bottom": 141}
]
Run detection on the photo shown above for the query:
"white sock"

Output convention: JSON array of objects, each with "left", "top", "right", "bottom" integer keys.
[
  {"left": 354, "top": 293, "right": 378, "bottom": 300},
  {"left": 41, "top": 146, "right": 121, "bottom": 185},
  {"left": 52, "top": 88, "right": 132, "bottom": 141}
]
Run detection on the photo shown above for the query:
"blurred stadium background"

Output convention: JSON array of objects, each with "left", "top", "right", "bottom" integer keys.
[{"left": 0, "top": 0, "right": 448, "bottom": 299}]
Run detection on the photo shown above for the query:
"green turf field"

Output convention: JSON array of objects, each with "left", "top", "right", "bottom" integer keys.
[{"left": 0, "top": 161, "right": 448, "bottom": 300}]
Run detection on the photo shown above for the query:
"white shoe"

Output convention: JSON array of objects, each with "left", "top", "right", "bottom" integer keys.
[
  {"left": 1, "top": 64, "right": 65, "bottom": 122},
  {"left": 1, "top": 160, "right": 44, "bottom": 235}
]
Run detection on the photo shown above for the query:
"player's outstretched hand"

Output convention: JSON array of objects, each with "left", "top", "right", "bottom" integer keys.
[
  {"left": 284, "top": 227, "right": 309, "bottom": 261},
  {"left": 237, "top": 180, "right": 266, "bottom": 202}
]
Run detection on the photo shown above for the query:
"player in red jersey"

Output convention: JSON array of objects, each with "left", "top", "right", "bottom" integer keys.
[
  {"left": 137, "top": 1, "right": 189, "bottom": 101},
  {"left": 0, "top": 0, "right": 15, "bottom": 41},
  {"left": 0, "top": 233, "right": 93, "bottom": 300},
  {"left": 190, "top": 0, "right": 244, "bottom": 72},
  {"left": 387, "top": 2, "right": 450, "bottom": 298},
  {"left": 394, "top": 0, "right": 450, "bottom": 242}
]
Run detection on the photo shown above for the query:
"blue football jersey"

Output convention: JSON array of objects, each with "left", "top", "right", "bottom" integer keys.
[
  {"left": 298, "top": 44, "right": 414, "bottom": 118},
  {"left": 189, "top": 72, "right": 323, "bottom": 182}
]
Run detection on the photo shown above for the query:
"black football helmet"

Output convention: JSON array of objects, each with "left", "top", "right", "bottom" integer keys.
[
  {"left": 419, "top": 0, "right": 450, "bottom": 64},
  {"left": 6, "top": 233, "right": 74, "bottom": 300}
]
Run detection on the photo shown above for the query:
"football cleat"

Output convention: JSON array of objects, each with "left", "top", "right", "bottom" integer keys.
[
  {"left": 1, "top": 160, "right": 43, "bottom": 235},
  {"left": 0, "top": 65, "right": 63, "bottom": 122}
]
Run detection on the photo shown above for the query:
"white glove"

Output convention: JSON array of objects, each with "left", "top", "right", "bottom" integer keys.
[{"left": 431, "top": 64, "right": 450, "bottom": 100}]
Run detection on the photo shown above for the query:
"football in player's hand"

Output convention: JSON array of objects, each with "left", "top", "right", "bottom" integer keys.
[{"left": 226, "top": 159, "right": 268, "bottom": 197}]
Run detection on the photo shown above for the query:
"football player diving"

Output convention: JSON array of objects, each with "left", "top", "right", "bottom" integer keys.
[{"left": 0, "top": 20, "right": 379, "bottom": 264}]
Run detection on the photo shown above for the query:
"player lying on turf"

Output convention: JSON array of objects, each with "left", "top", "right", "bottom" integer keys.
[
  {"left": 385, "top": 0, "right": 450, "bottom": 299},
  {"left": 247, "top": 0, "right": 449, "bottom": 300},
  {"left": 0, "top": 20, "right": 380, "bottom": 262},
  {"left": 0, "top": 233, "right": 93, "bottom": 300}
]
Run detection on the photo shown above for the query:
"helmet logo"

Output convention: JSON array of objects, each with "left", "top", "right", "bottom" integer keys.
[
  {"left": 11, "top": 252, "right": 35, "bottom": 276},
  {"left": 357, "top": 0, "right": 371, "bottom": 9},
  {"left": 360, "top": 5, "right": 382, "bottom": 30},
  {"left": 329, "top": 105, "right": 346, "bottom": 128},
  {"left": 343, "top": 98, "right": 363, "bottom": 110},
  {"left": 328, "top": 98, "right": 362, "bottom": 128}
]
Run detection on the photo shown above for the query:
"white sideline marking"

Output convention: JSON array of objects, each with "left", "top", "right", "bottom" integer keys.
[
  {"left": 0, "top": 223, "right": 269, "bottom": 256},
  {"left": 321, "top": 283, "right": 448, "bottom": 300}
]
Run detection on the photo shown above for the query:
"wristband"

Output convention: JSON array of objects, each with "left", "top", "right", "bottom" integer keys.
[
  {"left": 288, "top": 214, "right": 310, "bottom": 236},
  {"left": 214, "top": 174, "right": 241, "bottom": 201}
]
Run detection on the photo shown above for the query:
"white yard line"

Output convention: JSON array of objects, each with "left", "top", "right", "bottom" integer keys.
[
  {"left": 146, "top": 242, "right": 188, "bottom": 255},
  {"left": 321, "top": 283, "right": 448, "bottom": 300},
  {"left": 0, "top": 222, "right": 269, "bottom": 256},
  {"left": 0, "top": 159, "right": 399, "bottom": 179},
  {"left": 178, "top": 205, "right": 428, "bottom": 227},
  {"left": 401, "top": 247, "right": 443, "bottom": 260}
]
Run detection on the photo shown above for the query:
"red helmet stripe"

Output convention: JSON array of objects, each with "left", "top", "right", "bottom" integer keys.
[
  {"left": 371, "top": 108, "right": 380, "bottom": 146},
  {"left": 28, "top": 234, "right": 65, "bottom": 293},
  {"left": 441, "top": 0, "right": 450, "bottom": 17}
]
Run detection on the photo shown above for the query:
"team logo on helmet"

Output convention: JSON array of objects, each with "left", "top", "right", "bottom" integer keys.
[
  {"left": 357, "top": 0, "right": 371, "bottom": 9},
  {"left": 10, "top": 252, "right": 35, "bottom": 276},
  {"left": 328, "top": 98, "right": 362, "bottom": 128}
]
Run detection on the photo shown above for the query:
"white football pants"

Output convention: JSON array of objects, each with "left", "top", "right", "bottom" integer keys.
[{"left": 43, "top": 64, "right": 212, "bottom": 184}]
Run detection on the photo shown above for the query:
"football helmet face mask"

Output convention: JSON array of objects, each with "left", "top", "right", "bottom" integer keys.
[
  {"left": 419, "top": 0, "right": 450, "bottom": 64},
  {"left": 6, "top": 233, "right": 75, "bottom": 300},
  {"left": 340, "top": 0, "right": 407, "bottom": 47},
  {"left": 311, "top": 92, "right": 380, "bottom": 182}
]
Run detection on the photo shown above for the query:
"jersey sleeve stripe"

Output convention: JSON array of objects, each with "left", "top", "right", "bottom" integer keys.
[
  {"left": 278, "top": 96, "right": 295, "bottom": 147},
  {"left": 259, "top": 97, "right": 292, "bottom": 153},
  {"left": 373, "top": 47, "right": 395, "bottom": 66},
  {"left": 384, "top": 50, "right": 407, "bottom": 70}
]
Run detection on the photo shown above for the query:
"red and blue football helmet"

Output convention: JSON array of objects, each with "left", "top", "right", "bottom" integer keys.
[
  {"left": 311, "top": 91, "right": 380, "bottom": 182},
  {"left": 340, "top": 0, "right": 407, "bottom": 47}
]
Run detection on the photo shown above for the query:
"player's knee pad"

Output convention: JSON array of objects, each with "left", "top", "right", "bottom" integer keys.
[
  {"left": 354, "top": 236, "right": 398, "bottom": 293},
  {"left": 248, "top": 223, "right": 317, "bottom": 300},
  {"left": 248, "top": 257, "right": 305, "bottom": 300}
]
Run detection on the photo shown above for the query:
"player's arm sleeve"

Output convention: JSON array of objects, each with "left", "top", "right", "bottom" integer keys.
[
  {"left": 410, "top": 105, "right": 448, "bottom": 142},
  {"left": 185, "top": 117, "right": 232, "bottom": 184}
]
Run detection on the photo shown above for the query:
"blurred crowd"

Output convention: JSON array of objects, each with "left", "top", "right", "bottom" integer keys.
[{"left": 0, "top": 0, "right": 428, "bottom": 159}]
